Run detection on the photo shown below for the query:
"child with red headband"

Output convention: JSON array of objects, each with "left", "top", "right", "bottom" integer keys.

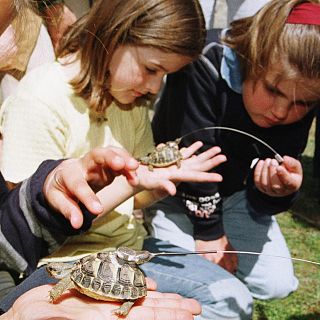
[{"left": 147, "top": 0, "right": 320, "bottom": 306}]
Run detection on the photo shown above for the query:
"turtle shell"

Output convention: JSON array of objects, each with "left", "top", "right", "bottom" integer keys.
[
  {"left": 140, "top": 140, "right": 183, "bottom": 168},
  {"left": 70, "top": 251, "right": 147, "bottom": 301}
]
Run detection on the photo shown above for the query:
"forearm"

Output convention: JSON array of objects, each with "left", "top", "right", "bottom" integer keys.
[
  {"left": 96, "top": 176, "right": 142, "bottom": 213},
  {"left": 134, "top": 190, "right": 159, "bottom": 209}
]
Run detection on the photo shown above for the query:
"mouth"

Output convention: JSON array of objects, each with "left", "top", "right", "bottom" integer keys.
[
  {"left": 132, "top": 90, "right": 145, "bottom": 97},
  {"left": 264, "top": 116, "right": 281, "bottom": 125}
]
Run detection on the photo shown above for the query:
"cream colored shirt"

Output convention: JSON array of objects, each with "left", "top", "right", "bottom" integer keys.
[{"left": 0, "top": 60, "right": 154, "bottom": 261}]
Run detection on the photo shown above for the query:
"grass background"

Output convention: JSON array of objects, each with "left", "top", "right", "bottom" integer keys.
[{"left": 253, "top": 123, "right": 320, "bottom": 319}]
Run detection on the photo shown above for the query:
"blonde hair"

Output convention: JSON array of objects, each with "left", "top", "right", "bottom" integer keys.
[
  {"left": 58, "top": 0, "right": 206, "bottom": 113},
  {"left": 13, "top": 0, "right": 35, "bottom": 32},
  {"left": 223, "top": 0, "right": 320, "bottom": 84}
]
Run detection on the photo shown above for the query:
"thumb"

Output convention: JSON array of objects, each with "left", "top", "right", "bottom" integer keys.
[{"left": 282, "top": 156, "right": 302, "bottom": 174}]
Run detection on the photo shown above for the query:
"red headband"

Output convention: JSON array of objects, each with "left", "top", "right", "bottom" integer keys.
[{"left": 286, "top": 2, "right": 320, "bottom": 25}]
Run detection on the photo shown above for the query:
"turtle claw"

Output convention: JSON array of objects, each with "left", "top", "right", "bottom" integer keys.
[{"left": 112, "top": 301, "right": 135, "bottom": 317}]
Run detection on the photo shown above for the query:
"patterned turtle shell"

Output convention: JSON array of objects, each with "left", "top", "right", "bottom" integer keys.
[
  {"left": 139, "top": 139, "right": 183, "bottom": 171},
  {"left": 70, "top": 251, "right": 147, "bottom": 301}
]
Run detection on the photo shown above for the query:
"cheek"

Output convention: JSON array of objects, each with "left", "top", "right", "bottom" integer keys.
[
  {"left": 243, "top": 86, "right": 272, "bottom": 115},
  {"left": 288, "top": 106, "right": 311, "bottom": 123},
  {"left": 110, "top": 66, "right": 143, "bottom": 90}
]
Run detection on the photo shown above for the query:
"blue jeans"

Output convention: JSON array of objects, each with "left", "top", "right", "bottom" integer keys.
[
  {"left": 144, "top": 190, "right": 299, "bottom": 301},
  {"left": 0, "top": 237, "right": 253, "bottom": 320}
]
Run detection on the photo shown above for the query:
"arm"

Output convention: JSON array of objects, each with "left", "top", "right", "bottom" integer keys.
[
  {"left": 97, "top": 142, "right": 226, "bottom": 212},
  {"left": 0, "top": 147, "right": 139, "bottom": 276}
]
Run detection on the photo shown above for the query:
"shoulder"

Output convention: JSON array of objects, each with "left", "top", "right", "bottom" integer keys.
[
  {"left": 14, "top": 61, "right": 71, "bottom": 101},
  {"left": 1, "top": 62, "right": 78, "bottom": 120}
]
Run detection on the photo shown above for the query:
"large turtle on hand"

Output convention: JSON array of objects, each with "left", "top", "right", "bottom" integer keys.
[
  {"left": 46, "top": 247, "right": 154, "bottom": 316},
  {"left": 47, "top": 246, "right": 220, "bottom": 316}
]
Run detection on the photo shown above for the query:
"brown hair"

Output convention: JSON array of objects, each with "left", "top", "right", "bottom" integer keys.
[
  {"left": 222, "top": 0, "right": 320, "bottom": 86},
  {"left": 57, "top": 0, "right": 206, "bottom": 113}
]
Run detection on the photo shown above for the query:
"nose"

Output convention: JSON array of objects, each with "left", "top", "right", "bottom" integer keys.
[
  {"left": 145, "top": 75, "right": 164, "bottom": 95},
  {"left": 270, "top": 98, "right": 291, "bottom": 120}
]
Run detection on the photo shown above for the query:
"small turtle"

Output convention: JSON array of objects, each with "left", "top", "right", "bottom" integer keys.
[
  {"left": 138, "top": 138, "right": 183, "bottom": 171},
  {"left": 46, "top": 247, "right": 154, "bottom": 316}
]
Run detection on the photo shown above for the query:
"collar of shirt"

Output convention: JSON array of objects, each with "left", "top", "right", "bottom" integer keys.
[{"left": 220, "top": 45, "right": 243, "bottom": 94}]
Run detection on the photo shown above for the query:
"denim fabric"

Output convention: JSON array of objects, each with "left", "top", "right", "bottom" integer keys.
[
  {"left": 144, "top": 190, "right": 299, "bottom": 302},
  {"left": 0, "top": 271, "right": 15, "bottom": 300},
  {"left": 0, "top": 237, "right": 253, "bottom": 319},
  {"left": 142, "top": 238, "right": 253, "bottom": 320}
]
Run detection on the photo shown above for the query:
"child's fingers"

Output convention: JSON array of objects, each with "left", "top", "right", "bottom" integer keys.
[
  {"left": 276, "top": 166, "right": 300, "bottom": 191},
  {"left": 49, "top": 191, "right": 85, "bottom": 229},
  {"left": 268, "top": 159, "right": 283, "bottom": 194},
  {"left": 134, "top": 296, "right": 202, "bottom": 315},
  {"left": 180, "top": 141, "right": 203, "bottom": 158},
  {"left": 121, "top": 305, "right": 196, "bottom": 320},
  {"left": 260, "top": 158, "right": 271, "bottom": 189},
  {"left": 191, "top": 146, "right": 222, "bottom": 161}
]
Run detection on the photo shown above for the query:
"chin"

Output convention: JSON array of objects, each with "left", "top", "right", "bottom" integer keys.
[
  {"left": 252, "top": 118, "right": 272, "bottom": 128},
  {"left": 115, "top": 96, "right": 135, "bottom": 105}
]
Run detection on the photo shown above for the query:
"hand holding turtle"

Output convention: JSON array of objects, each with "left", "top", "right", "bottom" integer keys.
[
  {"left": 254, "top": 156, "right": 303, "bottom": 197},
  {"left": 136, "top": 141, "right": 226, "bottom": 197},
  {"left": 0, "top": 283, "right": 200, "bottom": 320}
]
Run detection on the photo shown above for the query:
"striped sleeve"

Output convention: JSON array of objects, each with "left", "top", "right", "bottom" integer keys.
[{"left": 0, "top": 160, "right": 95, "bottom": 276}]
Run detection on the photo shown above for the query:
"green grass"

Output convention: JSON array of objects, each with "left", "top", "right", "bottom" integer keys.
[{"left": 253, "top": 122, "right": 320, "bottom": 320}]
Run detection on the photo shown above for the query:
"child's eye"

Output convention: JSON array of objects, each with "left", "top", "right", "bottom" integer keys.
[
  {"left": 265, "top": 84, "right": 279, "bottom": 95},
  {"left": 145, "top": 67, "right": 157, "bottom": 74},
  {"left": 295, "top": 100, "right": 318, "bottom": 109}
]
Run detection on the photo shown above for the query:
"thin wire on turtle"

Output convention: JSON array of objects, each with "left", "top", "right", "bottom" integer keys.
[{"left": 138, "top": 126, "right": 284, "bottom": 171}]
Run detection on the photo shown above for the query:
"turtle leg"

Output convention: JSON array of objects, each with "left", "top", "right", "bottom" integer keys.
[
  {"left": 176, "top": 159, "right": 181, "bottom": 168},
  {"left": 113, "top": 300, "right": 136, "bottom": 316},
  {"left": 49, "top": 276, "right": 75, "bottom": 302}
]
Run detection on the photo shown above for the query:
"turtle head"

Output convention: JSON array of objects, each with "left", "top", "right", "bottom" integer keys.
[
  {"left": 116, "top": 247, "right": 153, "bottom": 265},
  {"left": 46, "top": 262, "right": 73, "bottom": 279},
  {"left": 165, "top": 140, "right": 179, "bottom": 149}
]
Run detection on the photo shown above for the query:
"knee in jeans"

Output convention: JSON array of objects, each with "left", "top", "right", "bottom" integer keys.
[
  {"left": 249, "top": 272, "right": 298, "bottom": 300},
  {"left": 203, "top": 279, "right": 253, "bottom": 320}
]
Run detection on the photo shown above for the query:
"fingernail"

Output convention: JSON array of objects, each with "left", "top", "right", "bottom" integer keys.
[
  {"left": 271, "top": 159, "right": 278, "bottom": 166},
  {"left": 92, "top": 201, "right": 103, "bottom": 213}
]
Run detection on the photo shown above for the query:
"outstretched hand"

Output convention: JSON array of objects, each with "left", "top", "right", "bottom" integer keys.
[
  {"left": 43, "top": 147, "right": 140, "bottom": 229},
  {"left": 136, "top": 141, "right": 226, "bottom": 197},
  {"left": 1, "top": 282, "right": 201, "bottom": 320},
  {"left": 254, "top": 156, "right": 303, "bottom": 197}
]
